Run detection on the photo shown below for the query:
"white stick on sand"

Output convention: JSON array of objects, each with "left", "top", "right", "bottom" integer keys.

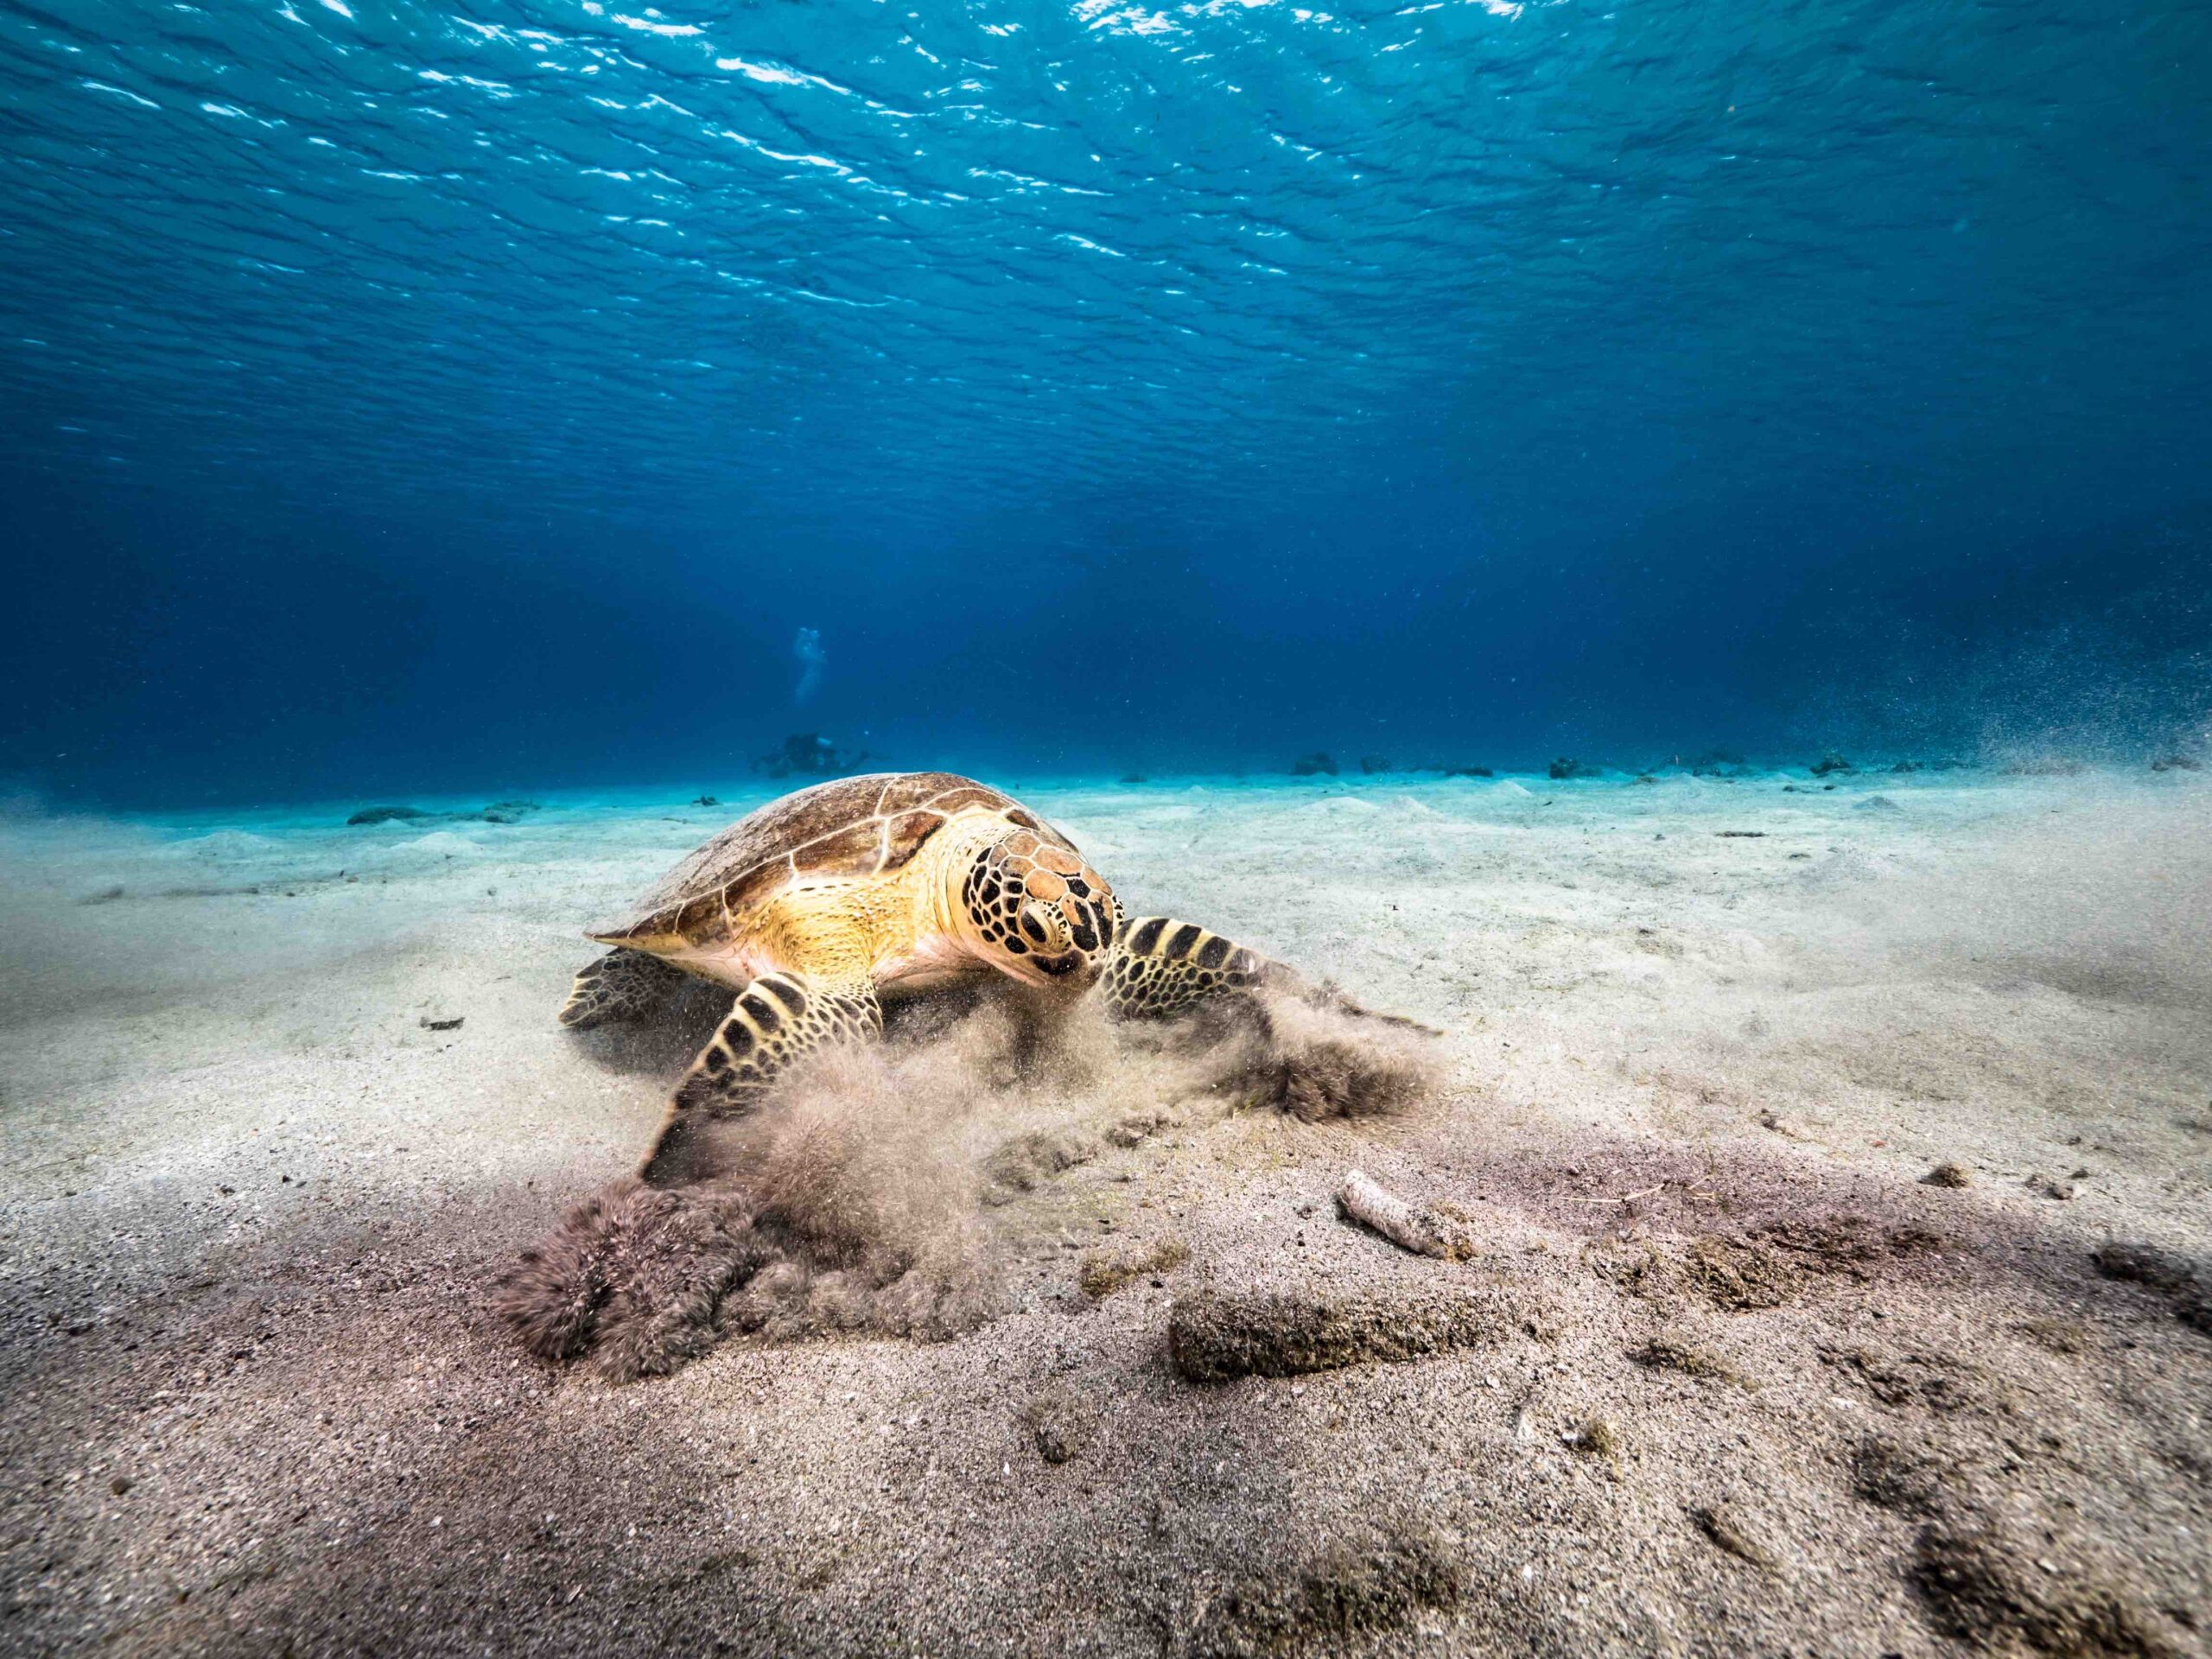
[{"left": 1336, "top": 1169, "right": 1470, "bottom": 1260}]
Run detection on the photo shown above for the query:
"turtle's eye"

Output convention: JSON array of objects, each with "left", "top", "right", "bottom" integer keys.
[{"left": 1016, "top": 902, "right": 1062, "bottom": 950}]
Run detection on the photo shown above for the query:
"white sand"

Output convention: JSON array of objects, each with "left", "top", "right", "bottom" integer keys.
[{"left": 3, "top": 768, "right": 2209, "bottom": 1655}]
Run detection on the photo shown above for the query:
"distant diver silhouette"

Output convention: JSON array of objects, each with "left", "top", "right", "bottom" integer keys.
[{"left": 791, "top": 626, "right": 826, "bottom": 705}]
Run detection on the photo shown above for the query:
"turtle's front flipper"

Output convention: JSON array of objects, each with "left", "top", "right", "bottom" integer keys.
[
  {"left": 1097, "top": 917, "right": 1437, "bottom": 1033},
  {"left": 640, "top": 972, "right": 883, "bottom": 1185},
  {"left": 559, "top": 948, "right": 690, "bottom": 1029},
  {"left": 1096, "top": 918, "right": 1279, "bottom": 1021}
]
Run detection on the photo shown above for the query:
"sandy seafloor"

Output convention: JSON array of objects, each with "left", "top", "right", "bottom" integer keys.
[{"left": 2, "top": 767, "right": 2209, "bottom": 1657}]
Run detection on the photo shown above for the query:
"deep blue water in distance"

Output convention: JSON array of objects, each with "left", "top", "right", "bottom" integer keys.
[{"left": 4, "top": 0, "right": 2209, "bottom": 807}]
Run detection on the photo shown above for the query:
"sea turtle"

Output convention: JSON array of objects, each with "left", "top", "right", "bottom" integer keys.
[{"left": 561, "top": 772, "right": 1331, "bottom": 1184}]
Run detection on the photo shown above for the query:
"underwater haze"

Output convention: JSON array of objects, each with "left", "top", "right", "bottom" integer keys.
[
  {"left": 4, "top": 0, "right": 2209, "bottom": 804},
  {"left": 10, "top": 10, "right": 2212, "bottom": 1650}
]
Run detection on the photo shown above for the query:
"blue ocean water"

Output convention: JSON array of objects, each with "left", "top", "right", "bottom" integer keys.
[{"left": 3, "top": 0, "right": 2207, "bottom": 806}]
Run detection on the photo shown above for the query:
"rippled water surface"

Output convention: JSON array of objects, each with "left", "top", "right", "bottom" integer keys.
[{"left": 4, "top": 0, "right": 2208, "bottom": 798}]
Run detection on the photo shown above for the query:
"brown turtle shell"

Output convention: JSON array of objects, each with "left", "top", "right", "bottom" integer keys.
[{"left": 591, "top": 772, "right": 1075, "bottom": 945}]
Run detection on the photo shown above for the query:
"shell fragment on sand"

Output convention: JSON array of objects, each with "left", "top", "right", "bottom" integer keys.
[{"left": 1336, "top": 1169, "right": 1472, "bottom": 1260}]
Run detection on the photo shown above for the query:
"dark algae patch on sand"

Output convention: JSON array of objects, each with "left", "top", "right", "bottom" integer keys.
[
  {"left": 1680, "top": 1214, "right": 1950, "bottom": 1311},
  {"left": 1190, "top": 1525, "right": 1463, "bottom": 1657},
  {"left": 1079, "top": 1235, "right": 1191, "bottom": 1300},
  {"left": 1911, "top": 1521, "right": 2181, "bottom": 1658},
  {"left": 1628, "top": 1333, "right": 1745, "bottom": 1385},
  {"left": 1689, "top": 1503, "right": 1774, "bottom": 1571},
  {"left": 1850, "top": 1434, "right": 1948, "bottom": 1516},
  {"left": 1681, "top": 1235, "right": 1801, "bottom": 1311},
  {"left": 1167, "top": 1287, "right": 1515, "bottom": 1382},
  {"left": 2092, "top": 1239, "right": 2212, "bottom": 1334}
]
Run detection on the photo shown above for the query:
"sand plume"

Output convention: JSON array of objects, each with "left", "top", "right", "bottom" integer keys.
[{"left": 497, "top": 984, "right": 1440, "bottom": 1378}]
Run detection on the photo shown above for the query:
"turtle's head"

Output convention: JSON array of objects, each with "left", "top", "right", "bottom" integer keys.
[{"left": 957, "top": 830, "right": 1120, "bottom": 988}]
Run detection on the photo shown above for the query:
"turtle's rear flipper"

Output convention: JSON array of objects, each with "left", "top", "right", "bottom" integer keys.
[
  {"left": 1098, "top": 917, "right": 1438, "bottom": 1033},
  {"left": 559, "top": 948, "right": 690, "bottom": 1029},
  {"left": 640, "top": 972, "right": 882, "bottom": 1186}
]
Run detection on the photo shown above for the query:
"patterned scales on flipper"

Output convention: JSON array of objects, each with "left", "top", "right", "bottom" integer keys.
[
  {"left": 1097, "top": 916, "right": 1276, "bottom": 1020},
  {"left": 559, "top": 948, "right": 690, "bottom": 1029},
  {"left": 639, "top": 971, "right": 883, "bottom": 1186},
  {"left": 1103, "top": 917, "right": 1441, "bottom": 1033}
]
